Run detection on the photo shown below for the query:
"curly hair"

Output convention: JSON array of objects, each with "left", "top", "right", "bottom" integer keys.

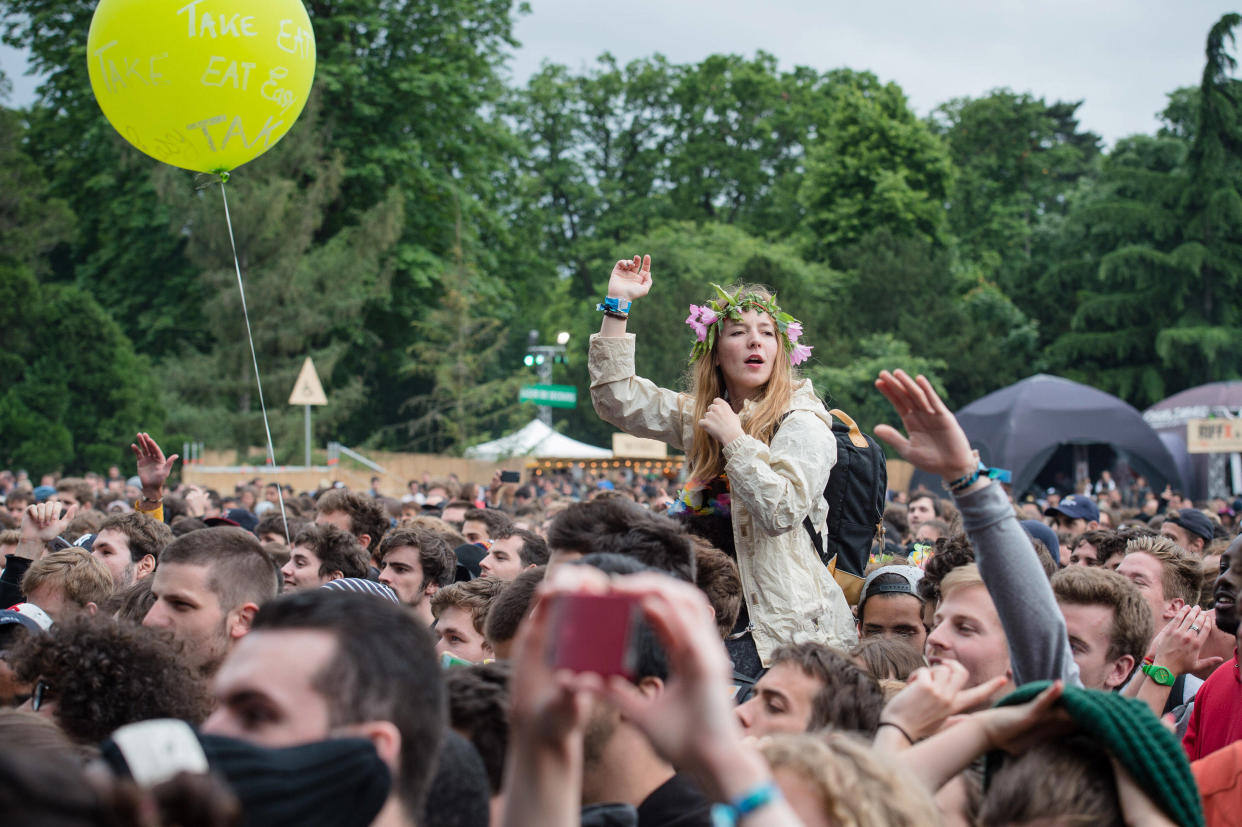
[
  {"left": 315, "top": 489, "right": 390, "bottom": 552},
  {"left": 759, "top": 732, "right": 939, "bottom": 827},
  {"left": 917, "top": 534, "right": 977, "bottom": 605},
  {"left": 11, "top": 617, "right": 212, "bottom": 745}
]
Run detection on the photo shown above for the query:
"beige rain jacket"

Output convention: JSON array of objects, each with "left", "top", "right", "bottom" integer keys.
[{"left": 589, "top": 333, "right": 857, "bottom": 665}]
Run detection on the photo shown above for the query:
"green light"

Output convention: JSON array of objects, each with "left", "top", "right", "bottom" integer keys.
[
  {"left": 524, "top": 354, "right": 534, "bottom": 367},
  {"left": 535, "top": 354, "right": 545, "bottom": 365}
]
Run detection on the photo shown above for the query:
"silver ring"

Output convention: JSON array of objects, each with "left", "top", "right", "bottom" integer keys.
[{"left": 1190, "top": 625, "right": 1201, "bottom": 632}]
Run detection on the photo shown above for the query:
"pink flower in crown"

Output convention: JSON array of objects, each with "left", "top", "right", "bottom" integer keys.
[
  {"left": 685, "top": 304, "right": 718, "bottom": 342},
  {"left": 790, "top": 344, "right": 813, "bottom": 365},
  {"left": 785, "top": 321, "right": 803, "bottom": 343}
]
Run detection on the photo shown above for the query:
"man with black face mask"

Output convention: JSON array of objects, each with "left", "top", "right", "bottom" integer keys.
[{"left": 1183, "top": 536, "right": 1242, "bottom": 760}]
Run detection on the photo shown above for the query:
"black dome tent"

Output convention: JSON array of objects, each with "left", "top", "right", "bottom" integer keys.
[{"left": 937, "top": 374, "right": 1184, "bottom": 496}]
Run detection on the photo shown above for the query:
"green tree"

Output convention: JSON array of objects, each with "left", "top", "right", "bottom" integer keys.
[
  {"left": 398, "top": 282, "right": 525, "bottom": 454},
  {"left": 933, "top": 90, "right": 1101, "bottom": 292},
  {"left": 797, "top": 80, "right": 954, "bottom": 261},
  {"left": 1046, "top": 14, "right": 1242, "bottom": 405},
  {"left": 155, "top": 99, "right": 405, "bottom": 459},
  {"left": 806, "top": 335, "right": 947, "bottom": 443}
]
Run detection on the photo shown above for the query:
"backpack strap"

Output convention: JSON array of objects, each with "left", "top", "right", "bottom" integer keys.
[{"left": 828, "top": 408, "right": 868, "bottom": 449}]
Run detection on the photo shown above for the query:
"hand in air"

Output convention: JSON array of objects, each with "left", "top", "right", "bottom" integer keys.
[
  {"left": 874, "top": 370, "right": 975, "bottom": 480},
  {"left": 606, "top": 255, "right": 652, "bottom": 302},
  {"left": 21, "top": 501, "right": 79, "bottom": 544},
  {"left": 698, "top": 398, "right": 744, "bottom": 446},
  {"left": 132, "top": 432, "right": 178, "bottom": 496}
]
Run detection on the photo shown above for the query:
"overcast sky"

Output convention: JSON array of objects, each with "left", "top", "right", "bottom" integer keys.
[{"left": 2, "top": 1, "right": 1235, "bottom": 145}]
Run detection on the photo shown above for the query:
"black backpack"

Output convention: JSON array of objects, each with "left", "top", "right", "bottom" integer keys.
[{"left": 780, "top": 408, "right": 887, "bottom": 604}]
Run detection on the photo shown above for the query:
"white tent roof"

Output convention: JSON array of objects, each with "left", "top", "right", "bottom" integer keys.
[{"left": 465, "top": 419, "right": 612, "bottom": 461}]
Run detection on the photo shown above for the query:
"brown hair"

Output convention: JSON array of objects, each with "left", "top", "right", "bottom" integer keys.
[
  {"left": 315, "top": 489, "right": 389, "bottom": 551},
  {"left": 979, "top": 735, "right": 1120, "bottom": 825},
  {"left": 377, "top": 527, "right": 456, "bottom": 589},
  {"left": 54, "top": 478, "right": 94, "bottom": 509},
  {"left": 98, "top": 511, "right": 173, "bottom": 563},
  {"left": 462, "top": 507, "right": 513, "bottom": 538},
  {"left": 1124, "top": 535, "right": 1202, "bottom": 606},
  {"left": 21, "top": 550, "right": 114, "bottom": 609},
  {"left": 1052, "top": 566, "right": 1154, "bottom": 664},
  {"left": 692, "top": 540, "right": 742, "bottom": 637},
  {"left": 685, "top": 284, "right": 795, "bottom": 483},
  {"left": 1073, "top": 529, "right": 1129, "bottom": 566},
  {"left": 430, "top": 577, "right": 507, "bottom": 634},
  {"left": 157, "top": 527, "right": 279, "bottom": 612},
  {"left": 400, "top": 515, "right": 469, "bottom": 550},
  {"left": 291, "top": 523, "right": 370, "bottom": 581},
  {"left": 770, "top": 642, "right": 885, "bottom": 735},
  {"left": 483, "top": 566, "right": 545, "bottom": 652},
  {"left": 849, "top": 636, "right": 925, "bottom": 682},
  {"left": 759, "top": 732, "right": 937, "bottom": 826}
]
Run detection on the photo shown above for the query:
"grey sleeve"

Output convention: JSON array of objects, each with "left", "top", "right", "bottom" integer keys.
[{"left": 954, "top": 483, "right": 1082, "bottom": 687}]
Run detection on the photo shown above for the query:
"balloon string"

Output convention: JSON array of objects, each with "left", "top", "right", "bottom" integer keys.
[{"left": 219, "top": 182, "right": 291, "bottom": 546}]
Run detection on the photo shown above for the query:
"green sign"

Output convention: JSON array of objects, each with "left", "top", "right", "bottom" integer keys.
[{"left": 520, "top": 384, "right": 577, "bottom": 408}]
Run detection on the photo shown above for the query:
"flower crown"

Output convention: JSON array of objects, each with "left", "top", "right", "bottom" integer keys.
[{"left": 686, "top": 284, "right": 812, "bottom": 366}]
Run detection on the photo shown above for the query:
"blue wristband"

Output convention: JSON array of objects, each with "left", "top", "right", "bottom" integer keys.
[
  {"left": 709, "top": 781, "right": 781, "bottom": 827},
  {"left": 595, "top": 296, "right": 632, "bottom": 315}
]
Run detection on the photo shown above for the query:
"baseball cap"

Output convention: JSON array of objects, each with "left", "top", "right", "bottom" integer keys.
[
  {"left": 32, "top": 485, "right": 56, "bottom": 503},
  {"left": 858, "top": 565, "right": 924, "bottom": 616},
  {"left": 0, "top": 602, "right": 54, "bottom": 633},
  {"left": 1044, "top": 494, "right": 1100, "bottom": 523},
  {"left": 1164, "top": 508, "right": 1214, "bottom": 543},
  {"left": 1020, "top": 520, "right": 1061, "bottom": 565}
]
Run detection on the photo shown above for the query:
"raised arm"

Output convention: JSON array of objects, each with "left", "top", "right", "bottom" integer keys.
[
  {"left": 589, "top": 254, "right": 691, "bottom": 450},
  {"left": 596, "top": 255, "right": 651, "bottom": 338},
  {"left": 874, "top": 370, "right": 1080, "bottom": 686}
]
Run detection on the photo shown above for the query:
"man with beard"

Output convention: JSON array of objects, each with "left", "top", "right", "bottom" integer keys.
[
  {"left": 1184, "top": 536, "right": 1242, "bottom": 760},
  {"left": 143, "top": 527, "right": 280, "bottom": 677}
]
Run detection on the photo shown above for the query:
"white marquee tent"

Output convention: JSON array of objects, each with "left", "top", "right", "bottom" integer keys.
[{"left": 464, "top": 419, "right": 612, "bottom": 461}]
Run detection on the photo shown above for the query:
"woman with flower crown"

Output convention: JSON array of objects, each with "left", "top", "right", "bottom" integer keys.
[{"left": 589, "top": 254, "right": 856, "bottom": 675}]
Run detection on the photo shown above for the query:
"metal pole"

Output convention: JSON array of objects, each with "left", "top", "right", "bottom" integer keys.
[
  {"left": 304, "top": 404, "right": 312, "bottom": 468},
  {"left": 537, "top": 357, "right": 553, "bottom": 426}
]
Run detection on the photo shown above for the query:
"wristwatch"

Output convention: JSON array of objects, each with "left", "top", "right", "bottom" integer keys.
[{"left": 1141, "top": 659, "right": 1176, "bottom": 686}]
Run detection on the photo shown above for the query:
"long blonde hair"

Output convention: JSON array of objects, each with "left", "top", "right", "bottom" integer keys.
[{"left": 685, "top": 284, "right": 795, "bottom": 483}]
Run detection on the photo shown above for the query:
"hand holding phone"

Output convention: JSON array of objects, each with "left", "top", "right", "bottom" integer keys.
[
  {"left": 500, "top": 470, "right": 521, "bottom": 484},
  {"left": 547, "top": 593, "right": 640, "bottom": 679}
]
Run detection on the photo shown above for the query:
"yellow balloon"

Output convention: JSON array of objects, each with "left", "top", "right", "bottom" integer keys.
[{"left": 87, "top": 0, "right": 316, "bottom": 174}]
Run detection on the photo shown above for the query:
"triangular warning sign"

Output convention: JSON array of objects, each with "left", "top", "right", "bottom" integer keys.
[{"left": 288, "top": 357, "right": 328, "bottom": 406}]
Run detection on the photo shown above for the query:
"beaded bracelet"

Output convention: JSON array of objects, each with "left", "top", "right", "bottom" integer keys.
[
  {"left": 710, "top": 780, "right": 781, "bottom": 827},
  {"left": 947, "top": 460, "right": 1006, "bottom": 493}
]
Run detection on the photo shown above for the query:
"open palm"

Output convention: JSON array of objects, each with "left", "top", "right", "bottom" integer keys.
[{"left": 873, "top": 370, "right": 975, "bottom": 479}]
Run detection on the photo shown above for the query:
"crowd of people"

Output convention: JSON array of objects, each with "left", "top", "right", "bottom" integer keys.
[{"left": 0, "top": 255, "right": 1236, "bottom": 825}]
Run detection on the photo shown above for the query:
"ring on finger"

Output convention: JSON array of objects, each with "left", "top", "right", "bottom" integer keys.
[{"left": 1190, "top": 624, "right": 1201, "bottom": 632}]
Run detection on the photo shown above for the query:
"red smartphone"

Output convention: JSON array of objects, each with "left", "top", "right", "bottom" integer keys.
[{"left": 546, "top": 593, "right": 640, "bottom": 679}]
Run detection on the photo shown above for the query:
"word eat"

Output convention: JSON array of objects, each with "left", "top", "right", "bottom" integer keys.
[{"left": 177, "top": 1, "right": 257, "bottom": 39}]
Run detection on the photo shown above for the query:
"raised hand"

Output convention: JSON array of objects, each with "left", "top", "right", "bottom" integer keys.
[
  {"left": 1148, "top": 605, "right": 1224, "bottom": 676},
  {"left": 17, "top": 502, "right": 80, "bottom": 559},
  {"left": 698, "top": 397, "right": 744, "bottom": 446},
  {"left": 874, "top": 370, "right": 975, "bottom": 480},
  {"left": 606, "top": 255, "right": 653, "bottom": 302},
  {"left": 131, "top": 432, "right": 178, "bottom": 501},
  {"left": 880, "top": 660, "right": 1009, "bottom": 741}
]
